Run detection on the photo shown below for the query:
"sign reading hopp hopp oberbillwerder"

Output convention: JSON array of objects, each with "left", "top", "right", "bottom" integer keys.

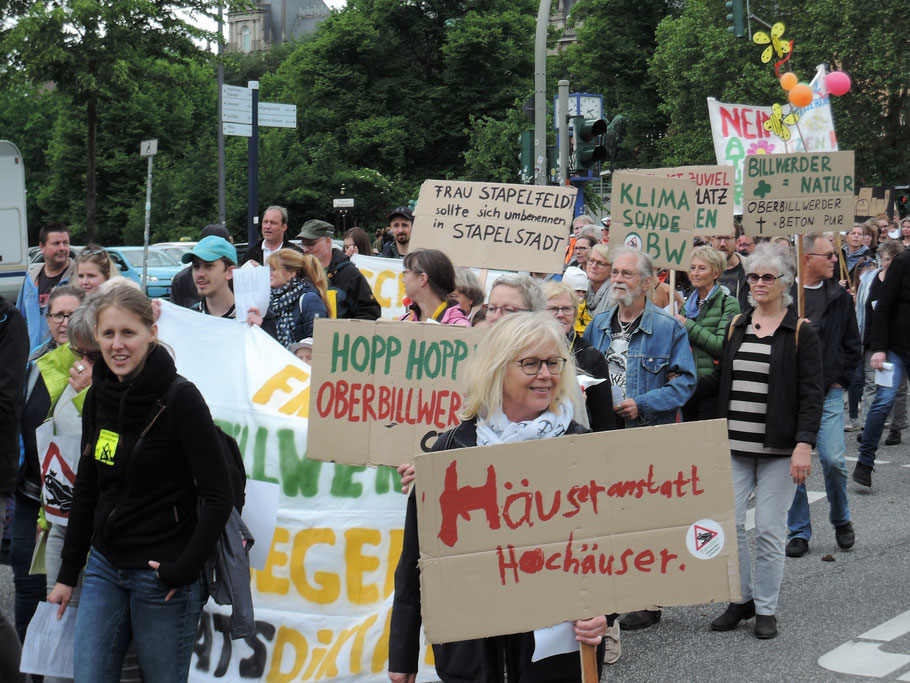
[{"left": 415, "top": 420, "right": 740, "bottom": 644}]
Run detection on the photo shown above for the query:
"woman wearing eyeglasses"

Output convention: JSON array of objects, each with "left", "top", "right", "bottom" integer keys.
[
  {"left": 584, "top": 243, "right": 613, "bottom": 318},
  {"left": 389, "top": 313, "right": 615, "bottom": 682},
  {"left": 480, "top": 273, "right": 546, "bottom": 325},
  {"left": 694, "top": 244, "right": 823, "bottom": 639},
  {"left": 11, "top": 285, "right": 86, "bottom": 642}
]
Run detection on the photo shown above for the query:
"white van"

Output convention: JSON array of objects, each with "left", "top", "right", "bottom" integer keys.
[{"left": 0, "top": 141, "right": 29, "bottom": 301}]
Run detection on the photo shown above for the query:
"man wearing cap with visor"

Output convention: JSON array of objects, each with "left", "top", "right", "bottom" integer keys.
[
  {"left": 297, "top": 219, "right": 381, "bottom": 320},
  {"left": 380, "top": 206, "right": 413, "bottom": 259},
  {"left": 182, "top": 235, "right": 238, "bottom": 318},
  {"left": 171, "top": 224, "right": 233, "bottom": 308}
]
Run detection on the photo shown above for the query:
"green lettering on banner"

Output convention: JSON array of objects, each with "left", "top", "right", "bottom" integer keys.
[
  {"left": 278, "top": 428, "right": 321, "bottom": 497},
  {"left": 374, "top": 466, "right": 397, "bottom": 494},
  {"left": 331, "top": 465, "right": 365, "bottom": 498}
]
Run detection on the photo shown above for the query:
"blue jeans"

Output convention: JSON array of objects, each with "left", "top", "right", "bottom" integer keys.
[
  {"left": 10, "top": 493, "right": 46, "bottom": 642},
  {"left": 787, "top": 387, "right": 850, "bottom": 540},
  {"left": 859, "top": 351, "right": 909, "bottom": 467},
  {"left": 74, "top": 550, "right": 204, "bottom": 683}
]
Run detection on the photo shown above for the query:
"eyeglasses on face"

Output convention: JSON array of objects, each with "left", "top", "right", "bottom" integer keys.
[
  {"left": 746, "top": 273, "right": 784, "bottom": 285},
  {"left": 587, "top": 259, "right": 610, "bottom": 269},
  {"left": 806, "top": 252, "right": 837, "bottom": 261},
  {"left": 610, "top": 269, "right": 638, "bottom": 280},
  {"left": 48, "top": 311, "right": 74, "bottom": 323},
  {"left": 481, "top": 304, "right": 528, "bottom": 316},
  {"left": 514, "top": 357, "right": 567, "bottom": 375},
  {"left": 546, "top": 306, "right": 574, "bottom": 316}
]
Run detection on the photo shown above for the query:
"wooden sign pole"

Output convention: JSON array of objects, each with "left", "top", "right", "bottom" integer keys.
[
  {"left": 833, "top": 232, "right": 850, "bottom": 285},
  {"left": 579, "top": 643, "right": 598, "bottom": 683},
  {"left": 795, "top": 235, "right": 806, "bottom": 318},
  {"left": 669, "top": 270, "right": 678, "bottom": 316}
]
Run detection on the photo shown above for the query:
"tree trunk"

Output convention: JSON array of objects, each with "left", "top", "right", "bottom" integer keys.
[{"left": 86, "top": 97, "right": 97, "bottom": 243}]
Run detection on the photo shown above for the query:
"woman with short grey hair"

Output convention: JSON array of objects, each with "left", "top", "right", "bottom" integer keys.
[{"left": 481, "top": 273, "right": 545, "bottom": 324}]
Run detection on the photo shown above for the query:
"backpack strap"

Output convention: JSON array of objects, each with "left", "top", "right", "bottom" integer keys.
[{"left": 164, "top": 376, "right": 191, "bottom": 435}]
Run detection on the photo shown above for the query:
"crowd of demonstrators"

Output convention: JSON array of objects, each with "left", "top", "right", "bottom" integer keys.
[
  {"left": 343, "top": 227, "right": 374, "bottom": 257},
  {"left": 695, "top": 244, "right": 824, "bottom": 639},
  {"left": 398, "top": 249, "right": 468, "bottom": 325},
  {"left": 169, "top": 224, "right": 234, "bottom": 308},
  {"left": 380, "top": 206, "right": 413, "bottom": 259},
  {"left": 241, "top": 205, "right": 302, "bottom": 266},
  {"left": 389, "top": 313, "right": 617, "bottom": 682},
  {"left": 17, "top": 222, "right": 76, "bottom": 350},
  {"left": 452, "top": 268, "right": 485, "bottom": 323},
  {"left": 298, "top": 219, "right": 381, "bottom": 320},
  {"left": 676, "top": 246, "right": 741, "bottom": 421}
]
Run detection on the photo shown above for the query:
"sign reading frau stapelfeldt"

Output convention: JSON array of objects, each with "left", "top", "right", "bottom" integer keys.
[
  {"left": 630, "top": 166, "right": 734, "bottom": 235},
  {"left": 742, "top": 151, "right": 855, "bottom": 237},
  {"left": 409, "top": 180, "right": 576, "bottom": 274},
  {"left": 612, "top": 171, "right": 696, "bottom": 270}
]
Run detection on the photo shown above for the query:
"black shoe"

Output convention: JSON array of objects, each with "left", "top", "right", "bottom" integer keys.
[
  {"left": 835, "top": 522, "right": 855, "bottom": 549},
  {"left": 856, "top": 431, "right": 863, "bottom": 444},
  {"left": 785, "top": 537, "right": 809, "bottom": 558},
  {"left": 619, "top": 609, "right": 661, "bottom": 630},
  {"left": 754, "top": 614, "right": 778, "bottom": 639},
  {"left": 710, "top": 600, "right": 756, "bottom": 631},
  {"left": 852, "top": 462, "right": 873, "bottom": 487},
  {"left": 885, "top": 431, "right": 901, "bottom": 445}
]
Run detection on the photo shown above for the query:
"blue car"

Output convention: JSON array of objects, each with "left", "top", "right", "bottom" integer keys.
[{"left": 106, "top": 246, "right": 184, "bottom": 299}]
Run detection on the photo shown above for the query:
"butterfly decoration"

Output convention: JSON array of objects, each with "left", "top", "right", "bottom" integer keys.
[
  {"left": 754, "top": 22, "right": 790, "bottom": 64},
  {"left": 763, "top": 103, "right": 800, "bottom": 143}
]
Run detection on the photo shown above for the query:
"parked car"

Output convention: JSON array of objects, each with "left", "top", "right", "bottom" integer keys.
[
  {"left": 106, "top": 246, "right": 183, "bottom": 299},
  {"left": 152, "top": 241, "right": 196, "bottom": 264}
]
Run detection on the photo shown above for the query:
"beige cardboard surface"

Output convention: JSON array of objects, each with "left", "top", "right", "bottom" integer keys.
[
  {"left": 409, "top": 180, "right": 576, "bottom": 274},
  {"left": 307, "top": 318, "right": 486, "bottom": 467},
  {"left": 630, "top": 166, "right": 734, "bottom": 234},
  {"left": 612, "top": 172, "right": 696, "bottom": 270},
  {"left": 415, "top": 420, "right": 739, "bottom": 644},
  {"left": 854, "top": 186, "right": 893, "bottom": 221},
  {"left": 742, "top": 151, "right": 855, "bottom": 236}
]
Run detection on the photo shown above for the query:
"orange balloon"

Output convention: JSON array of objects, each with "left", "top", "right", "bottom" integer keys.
[
  {"left": 788, "top": 83, "right": 813, "bottom": 108},
  {"left": 780, "top": 72, "right": 798, "bottom": 91}
]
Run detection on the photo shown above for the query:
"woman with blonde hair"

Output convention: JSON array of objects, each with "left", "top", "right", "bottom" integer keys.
[
  {"left": 264, "top": 248, "right": 330, "bottom": 347},
  {"left": 390, "top": 313, "right": 617, "bottom": 680},
  {"left": 75, "top": 244, "right": 120, "bottom": 295}
]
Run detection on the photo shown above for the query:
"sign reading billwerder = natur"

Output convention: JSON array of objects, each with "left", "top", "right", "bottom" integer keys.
[
  {"left": 307, "top": 319, "right": 486, "bottom": 467},
  {"left": 415, "top": 420, "right": 740, "bottom": 644},
  {"left": 742, "top": 151, "right": 855, "bottom": 237},
  {"left": 410, "top": 180, "right": 576, "bottom": 274},
  {"left": 612, "top": 171, "right": 696, "bottom": 270}
]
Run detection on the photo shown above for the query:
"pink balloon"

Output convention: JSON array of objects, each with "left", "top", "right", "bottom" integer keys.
[{"left": 826, "top": 71, "right": 851, "bottom": 96}]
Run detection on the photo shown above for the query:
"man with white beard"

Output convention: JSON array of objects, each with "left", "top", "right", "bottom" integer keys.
[{"left": 582, "top": 246, "right": 697, "bottom": 631}]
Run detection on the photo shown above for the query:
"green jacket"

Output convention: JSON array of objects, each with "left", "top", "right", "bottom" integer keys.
[{"left": 683, "top": 286, "right": 740, "bottom": 377}]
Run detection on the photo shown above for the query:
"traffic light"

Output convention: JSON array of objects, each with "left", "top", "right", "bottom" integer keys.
[
  {"left": 725, "top": 0, "right": 745, "bottom": 37},
  {"left": 518, "top": 130, "right": 533, "bottom": 184},
  {"left": 570, "top": 116, "right": 607, "bottom": 173}
]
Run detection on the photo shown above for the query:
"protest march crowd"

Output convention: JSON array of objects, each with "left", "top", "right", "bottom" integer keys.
[{"left": 1, "top": 199, "right": 909, "bottom": 683}]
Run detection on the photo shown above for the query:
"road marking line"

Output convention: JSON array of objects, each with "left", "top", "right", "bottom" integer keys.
[
  {"left": 745, "top": 491, "right": 825, "bottom": 531},
  {"left": 860, "top": 611, "right": 910, "bottom": 641},
  {"left": 846, "top": 456, "right": 891, "bottom": 464},
  {"left": 818, "top": 641, "right": 910, "bottom": 678}
]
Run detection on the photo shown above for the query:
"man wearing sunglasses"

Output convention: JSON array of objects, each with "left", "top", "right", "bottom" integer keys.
[
  {"left": 17, "top": 221, "right": 76, "bottom": 350},
  {"left": 785, "top": 234, "right": 861, "bottom": 559}
]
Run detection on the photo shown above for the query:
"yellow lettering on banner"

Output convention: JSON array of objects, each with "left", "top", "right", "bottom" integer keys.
[
  {"left": 314, "top": 614, "right": 377, "bottom": 678},
  {"left": 384, "top": 529, "right": 403, "bottom": 599},
  {"left": 291, "top": 529, "right": 340, "bottom": 604},
  {"left": 344, "top": 528, "right": 381, "bottom": 605},
  {"left": 256, "top": 527, "right": 290, "bottom": 594},
  {"left": 374, "top": 270, "right": 406, "bottom": 309},
  {"left": 302, "top": 629, "right": 333, "bottom": 681},
  {"left": 252, "top": 365, "right": 311, "bottom": 418},
  {"left": 266, "top": 626, "right": 308, "bottom": 682},
  {"left": 371, "top": 609, "right": 392, "bottom": 674},
  {"left": 94, "top": 430, "right": 119, "bottom": 466}
]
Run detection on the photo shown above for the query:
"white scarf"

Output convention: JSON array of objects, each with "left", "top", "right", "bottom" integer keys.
[{"left": 475, "top": 398, "right": 574, "bottom": 446}]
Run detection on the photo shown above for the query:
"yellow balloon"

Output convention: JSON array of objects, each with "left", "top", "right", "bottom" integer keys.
[{"left": 780, "top": 72, "right": 798, "bottom": 91}]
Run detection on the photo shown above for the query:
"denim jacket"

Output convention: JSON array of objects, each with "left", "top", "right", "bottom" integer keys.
[{"left": 583, "top": 298, "right": 696, "bottom": 427}]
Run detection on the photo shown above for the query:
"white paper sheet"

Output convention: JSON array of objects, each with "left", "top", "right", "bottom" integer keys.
[
  {"left": 576, "top": 374, "right": 608, "bottom": 390},
  {"left": 20, "top": 601, "right": 77, "bottom": 677},
  {"left": 531, "top": 621, "right": 578, "bottom": 662},
  {"left": 242, "top": 479, "right": 280, "bottom": 571},
  {"left": 875, "top": 362, "right": 894, "bottom": 388},
  {"left": 232, "top": 263, "right": 271, "bottom": 323}
]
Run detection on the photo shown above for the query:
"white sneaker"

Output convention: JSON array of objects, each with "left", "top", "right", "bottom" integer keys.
[
  {"left": 603, "top": 619, "right": 621, "bottom": 665},
  {"left": 844, "top": 418, "right": 859, "bottom": 432}
]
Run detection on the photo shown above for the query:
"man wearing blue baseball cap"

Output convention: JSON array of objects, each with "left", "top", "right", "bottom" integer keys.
[{"left": 181, "top": 235, "right": 238, "bottom": 318}]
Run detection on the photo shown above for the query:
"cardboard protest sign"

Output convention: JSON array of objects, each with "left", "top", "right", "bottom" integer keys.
[
  {"left": 612, "top": 171, "right": 695, "bottom": 270},
  {"left": 741, "top": 151, "right": 855, "bottom": 237},
  {"left": 631, "top": 166, "right": 734, "bottom": 234},
  {"left": 854, "top": 185, "right": 894, "bottom": 221},
  {"left": 707, "top": 65, "right": 839, "bottom": 213},
  {"left": 415, "top": 419, "right": 739, "bottom": 644},
  {"left": 409, "top": 180, "right": 576, "bottom": 274},
  {"left": 307, "top": 318, "right": 486, "bottom": 467}
]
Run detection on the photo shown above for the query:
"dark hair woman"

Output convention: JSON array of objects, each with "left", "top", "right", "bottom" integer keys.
[
  {"left": 399, "top": 249, "right": 468, "bottom": 325},
  {"left": 47, "top": 282, "right": 232, "bottom": 681},
  {"left": 343, "top": 227, "right": 374, "bottom": 257}
]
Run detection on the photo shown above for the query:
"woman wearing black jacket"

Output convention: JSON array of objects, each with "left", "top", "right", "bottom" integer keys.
[
  {"left": 694, "top": 245, "right": 823, "bottom": 640},
  {"left": 47, "top": 283, "right": 232, "bottom": 682},
  {"left": 390, "top": 313, "right": 612, "bottom": 682}
]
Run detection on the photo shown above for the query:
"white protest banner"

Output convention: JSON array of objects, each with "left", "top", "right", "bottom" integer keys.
[
  {"left": 37, "top": 421, "right": 81, "bottom": 526},
  {"left": 307, "top": 319, "right": 486, "bottom": 467},
  {"left": 741, "top": 151, "right": 855, "bottom": 237},
  {"left": 629, "top": 165, "right": 734, "bottom": 234},
  {"left": 410, "top": 180, "right": 576, "bottom": 273},
  {"left": 611, "top": 171, "right": 696, "bottom": 270},
  {"left": 415, "top": 420, "right": 739, "bottom": 643},
  {"left": 708, "top": 64, "right": 838, "bottom": 213},
  {"left": 154, "top": 303, "right": 435, "bottom": 683}
]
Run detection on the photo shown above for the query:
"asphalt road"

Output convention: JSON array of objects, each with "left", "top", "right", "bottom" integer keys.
[{"left": 1, "top": 429, "right": 908, "bottom": 682}]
